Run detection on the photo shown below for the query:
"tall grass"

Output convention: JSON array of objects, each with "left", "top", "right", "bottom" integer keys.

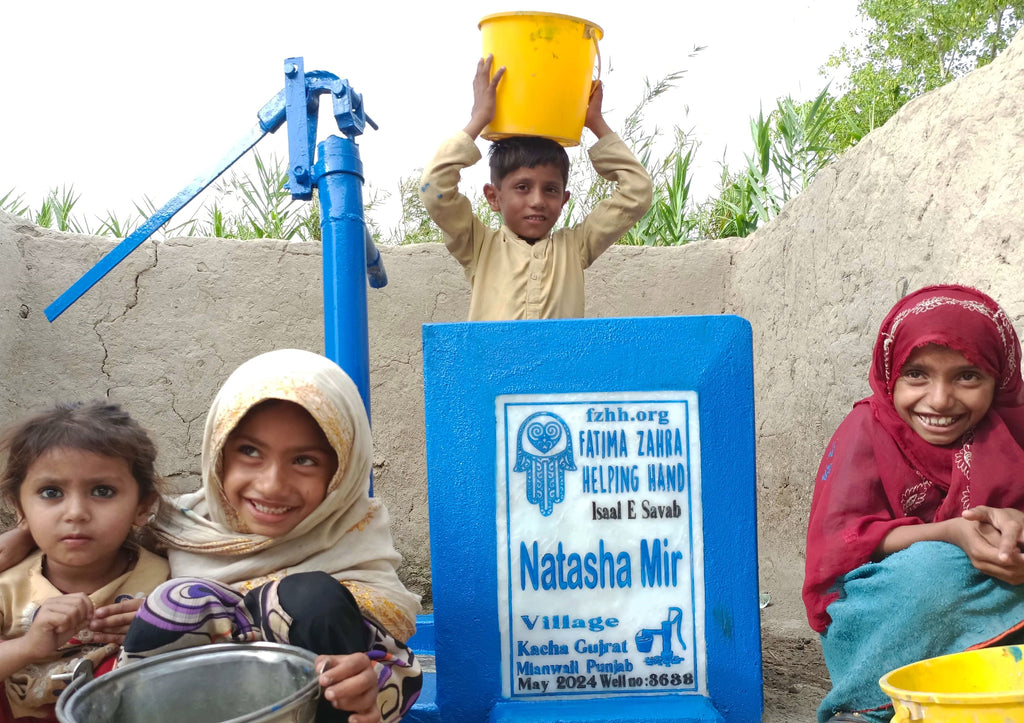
[
  {"left": 215, "top": 152, "right": 306, "bottom": 240},
  {"left": 0, "top": 189, "right": 28, "bottom": 216},
  {"left": 4, "top": 76, "right": 845, "bottom": 246},
  {"left": 706, "top": 87, "right": 838, "bottom": 239},
  {"left": 3, "top": 185, "right": 86, "bottom": 233},
  {"left": 2, "top": 151, "right": 321, "bottom": 242},
  {"left": 379, "top": 174, "right": 443, "bottom": 245}
]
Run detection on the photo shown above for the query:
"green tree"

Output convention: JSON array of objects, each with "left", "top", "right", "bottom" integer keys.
[{"left": 821, "top": 0, "right": 1023, "bottom": 151}]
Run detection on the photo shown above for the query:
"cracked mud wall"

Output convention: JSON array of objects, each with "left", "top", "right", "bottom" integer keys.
[
  {"left": 3, "top": 30, "right": 1024, "bottom": 633},
  {"left": 0, "top": 216, "right": 729, "bottom": 606}
]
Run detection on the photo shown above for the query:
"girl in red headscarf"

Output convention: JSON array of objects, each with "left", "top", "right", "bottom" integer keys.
[{"left": 804, "top": 284, "right": 1024, "bottom": 723}]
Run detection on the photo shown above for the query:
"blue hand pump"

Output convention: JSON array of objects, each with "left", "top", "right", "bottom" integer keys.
[{"left": 43, "top": 57, "right": 385, "bottom": 424}]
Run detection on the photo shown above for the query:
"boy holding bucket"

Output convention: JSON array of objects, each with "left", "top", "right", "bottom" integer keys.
[{"left": 419, "top": 55, "right": 653, "bottom": 321}]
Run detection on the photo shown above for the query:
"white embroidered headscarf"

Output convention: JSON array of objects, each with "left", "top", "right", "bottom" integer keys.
[{"left": 152, "top": 349, "right": 420, "bottom": 637}]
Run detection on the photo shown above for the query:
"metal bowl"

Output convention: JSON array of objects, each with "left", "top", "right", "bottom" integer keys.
[{"left": 56, "top": 642, "right": 320, "bottom": 723}]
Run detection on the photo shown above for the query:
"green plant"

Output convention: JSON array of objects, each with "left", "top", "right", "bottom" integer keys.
[
  {"left": 51, "top": 185, "right": 83, "bottom": 232},
  {"left": 770, "top": 89, "right": 836, "bottom": 203},
  {"left": 206, "top": 201, "right": 230, "bottom": 239},
  {"left": 1, "top": 188, "right": 28, "bottom": 216},
  {"left": 553, "top": 61, "right": 705, "bottom": 247},
  {"left": 386, "top": 173, "right": 444, "bottom": 245},
  {"left": 698, "top": 166, "right": 761, "bottom": 239},
  {"left": 300, "top": 192, "right": 321, "bottom": 243},
  {"left": 472, "top": 192, "right": 502, "bottom": 229},
  {"left": 654, "top": 141, "right": 697, "bottom": 243},
  {"left": 219, "top": 151, "right": 305, "bottom": 240},
  {"left": 698, "top": 86, "right": 837, "bottom": 239},
  {"left": 34, "top": 196, "right": 54, "bottom": 230},
  {"left": 621, "top": 130, "right": 698, "bottom": 246},
  {"left": 25, "top": 185, "right": 85, "bottom": 233},
  {"left": 742, "top": 108, "right": 777, "bottom": 226},
  {"left": 2, "top": 151, "right": 330, "bottom": 242},
  {"left": 689, "top": 0, "right": 1024, "bottom": 239},
  {"left": 95, "top": 210, "right": 139, "bottom": 238}
]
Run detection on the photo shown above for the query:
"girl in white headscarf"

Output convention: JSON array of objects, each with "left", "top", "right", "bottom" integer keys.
[{"left": 119, "top": 349, "right": 421, "bottom": 723}]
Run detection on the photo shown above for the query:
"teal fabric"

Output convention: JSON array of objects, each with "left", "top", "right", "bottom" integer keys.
[{"left": 818, "top": 541, "right": 1024, "bottom": 723}]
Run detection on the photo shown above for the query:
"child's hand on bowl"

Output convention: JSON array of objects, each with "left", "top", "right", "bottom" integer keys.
[{"left": 315, "top": 652, "right": 382, "bottom": 723}]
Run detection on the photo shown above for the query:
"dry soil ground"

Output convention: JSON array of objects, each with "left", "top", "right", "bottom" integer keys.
[{"left": 762, "top": 626, "right": 830, "bottom": 722}]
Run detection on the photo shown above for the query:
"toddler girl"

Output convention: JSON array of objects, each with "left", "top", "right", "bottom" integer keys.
[
  {"left": 0, "top": 401, "right": 169, "bottom": 721},
  {"left": 118, "top": 349, "right": 421, "bottom": 723},
  {"left": 804, "top": 284, "right": 1024, "bottom": 722}
]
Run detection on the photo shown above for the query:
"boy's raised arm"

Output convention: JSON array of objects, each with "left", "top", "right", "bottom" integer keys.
[
  {"left": 584, "top": 80, "right": 613, "bottom": 140},
  {"left": 573, "top": 82, "right": 653, "bottom": 263},
  {"left": 420, "top": 57, "right": 502, "bottom": 268},
  {"left": 464, "top": 55, "right": 505, "bottom": 140}
]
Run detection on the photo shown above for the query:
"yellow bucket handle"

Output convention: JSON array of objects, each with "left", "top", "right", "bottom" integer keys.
[
  {"left": 890, "top": 700, "right": 911, "bottom": 722},
  {"left": 585, "top": 23, "right": 601, "bottom": 81}
]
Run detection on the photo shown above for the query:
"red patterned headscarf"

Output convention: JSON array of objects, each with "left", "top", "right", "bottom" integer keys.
[{"left": 803, "top": 285, "right": 1024, "bottom": 632}]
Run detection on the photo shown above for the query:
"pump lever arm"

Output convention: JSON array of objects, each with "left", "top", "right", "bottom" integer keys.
[
  {"left": 44, "top": 57, "right": 383, "bottom": 323},
  {"left": 44, "top": 91, "right": 290, "bottom": 322}
]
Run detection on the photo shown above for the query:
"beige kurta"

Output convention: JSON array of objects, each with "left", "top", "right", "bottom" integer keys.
[
  {"left": 420, "top": 131, "right": 653, "bottom": 321},
  {"left": 0, "top": 547, "right": 168, "bottom": 718}
]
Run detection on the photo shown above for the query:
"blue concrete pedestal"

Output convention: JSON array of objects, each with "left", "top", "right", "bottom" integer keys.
[
  {"left": 489, "top": 696, "right": 724, "bottom": 722},
  {"left": 415, "top": 316, "right": 761, "bottom": 722},
  {"left": 407, "top": 615, "right": 438, "bottom": 722}
]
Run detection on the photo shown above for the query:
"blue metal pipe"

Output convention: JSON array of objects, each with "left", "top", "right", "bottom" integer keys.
[
  {"left": 315, "top": 135, "right": 372, "bottom": 422},
  {"left": 364, "top": 225, "right": 387, "bottom": 289}
]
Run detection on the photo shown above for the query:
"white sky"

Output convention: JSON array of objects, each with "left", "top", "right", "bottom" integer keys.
[{"left": 1, "top": 0, "right": 861, "bottom": 237}]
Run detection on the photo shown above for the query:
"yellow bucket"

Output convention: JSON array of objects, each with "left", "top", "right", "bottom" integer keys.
[
  {"left": 479, "top": 11, "right": 603, "bottom": 147},
  {"left": 879, "top": 645, "right": 1024, "bottom": 722}
]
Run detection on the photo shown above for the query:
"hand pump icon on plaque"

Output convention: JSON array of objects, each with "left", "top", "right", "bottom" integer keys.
[{"left": 635, "top": 607, "right": 687, "bottom": 667}]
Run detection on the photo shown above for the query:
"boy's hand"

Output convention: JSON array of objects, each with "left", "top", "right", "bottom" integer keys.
[
  {"left": 584, "top": 80, "right": 612, "bottom": 140},
  {"left": 315, "top": 652, "right": 381, "bottom": 723},
  {"left": 89, "top": 596, "right": 146, "bottom": 644},
  {"left": 22, "top": 593, "right": 94, "bottom": 660},
  {"left": 464, "top": 55, "right": 505, "bottom": 139}
]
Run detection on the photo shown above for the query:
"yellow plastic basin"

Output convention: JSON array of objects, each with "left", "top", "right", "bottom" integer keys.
[{"left": 879, "top": 645, "right": 1024, "bottom": 722}]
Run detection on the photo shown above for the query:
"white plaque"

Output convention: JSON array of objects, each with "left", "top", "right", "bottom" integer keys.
[{"left": 496, "top": 392, "right": 706, "bottom": 699}]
